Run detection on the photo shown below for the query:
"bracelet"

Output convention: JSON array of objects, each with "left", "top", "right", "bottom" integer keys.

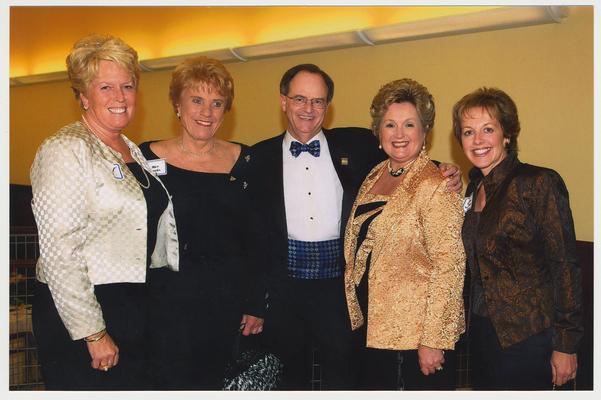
[{"left": 84, "top": 329, "right": 107, "bottom": 343}]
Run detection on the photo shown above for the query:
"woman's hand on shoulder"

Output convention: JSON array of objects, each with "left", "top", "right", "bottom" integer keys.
[
  {"left": 551, "top": 350, "right": 577, "bottom": 387},
  {"left": 85, "top": 330, "right": 119, "bottom": 371},
  {"left": 417, "top": 344, "right": 445, "bottom": 376}
]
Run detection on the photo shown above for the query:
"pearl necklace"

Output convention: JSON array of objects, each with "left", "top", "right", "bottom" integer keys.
[{"left": 387, "top": 158, "right": 417, "bottom": 177}]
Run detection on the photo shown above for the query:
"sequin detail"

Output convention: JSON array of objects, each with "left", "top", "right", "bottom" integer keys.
[{"left": 344, "top": 151, "right": 466, "bottom": 350}]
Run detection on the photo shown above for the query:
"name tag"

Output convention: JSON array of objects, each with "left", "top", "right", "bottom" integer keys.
[
  {"left": 147, "top": 159, "right": 167, "bottom": 175},
  {"left": 112, "top": 163, "right": 124, "bottom": 180},
  {"left": 462, "top": 193, "right": 473, "bottom": 214}
]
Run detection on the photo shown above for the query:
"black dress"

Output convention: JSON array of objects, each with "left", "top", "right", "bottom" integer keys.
[
  {"left": 139, "top": 141, "right": 264, "bottom": 390},
  {"left": 353, "top": 197, "right": 457, "bottom": 391},
  {"left": 32, "top": 162, "right": 167, "bottom": 390}
]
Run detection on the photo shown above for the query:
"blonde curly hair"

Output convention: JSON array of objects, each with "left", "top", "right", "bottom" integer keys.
[
  {"left": 169, "top": 56, "right": 234, "bottom": 114},
  {"left": 370, "top": 78, "right": 435, "bottom": 139},
  {"left": 66, "top": 34, "right": 140, "bottom": 105}
]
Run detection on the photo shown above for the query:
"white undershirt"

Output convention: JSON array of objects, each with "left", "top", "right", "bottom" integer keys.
[{"left": 283, "top": 131, "right": 344, "bottom": 242}]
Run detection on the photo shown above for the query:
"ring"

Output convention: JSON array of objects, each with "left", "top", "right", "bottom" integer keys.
[{"left": 435, "top": 366, "right": 443, "bottom": 371}]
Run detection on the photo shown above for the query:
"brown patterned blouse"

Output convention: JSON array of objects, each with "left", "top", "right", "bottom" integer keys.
[{"left": 463, "top": 153, "right": 583, "bottom": 353}]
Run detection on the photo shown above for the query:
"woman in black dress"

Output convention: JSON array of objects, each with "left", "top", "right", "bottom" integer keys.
[
  {"left": 140, "top": 56, "right": 265, "bottom": 390},
  {"left": 30, "top": 34, "right": 178, "bottom": 390}
]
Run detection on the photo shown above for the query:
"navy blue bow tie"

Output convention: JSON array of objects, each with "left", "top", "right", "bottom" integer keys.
[{"left": 290, "top": 140, "right": 320, "bottom": 157}]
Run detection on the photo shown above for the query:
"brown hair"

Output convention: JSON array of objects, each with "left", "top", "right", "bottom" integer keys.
[
  {"left": 279, "top": 64, "right": 334, "bottom": 103},
  {"left": 452, "top": 87, "right": 520, "bottom": 153}
]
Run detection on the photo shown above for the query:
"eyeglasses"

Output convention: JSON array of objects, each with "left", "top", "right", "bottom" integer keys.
[{"left": 285, "top": 95, "right": 328, "bottom": 109}]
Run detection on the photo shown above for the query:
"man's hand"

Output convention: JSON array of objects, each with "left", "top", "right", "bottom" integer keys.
[{"left": 438, "top": 163, "right": 463, "bottom": 194}]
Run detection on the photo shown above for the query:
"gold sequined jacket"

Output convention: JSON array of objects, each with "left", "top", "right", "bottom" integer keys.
[
  {"left": 31, "top": 121, "right": 179, "bottom": 340},
  {"left": 344, "top": 151, "right": 466, "bottom": 350}
]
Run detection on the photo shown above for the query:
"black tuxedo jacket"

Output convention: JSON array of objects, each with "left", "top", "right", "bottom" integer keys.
[{"left": 249, "top": 127, "right": 385, "bottom": 287}]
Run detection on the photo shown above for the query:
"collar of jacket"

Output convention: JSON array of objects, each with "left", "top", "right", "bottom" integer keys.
[{"left": 468, "top": 152, "right": 520, "bottom": 197}]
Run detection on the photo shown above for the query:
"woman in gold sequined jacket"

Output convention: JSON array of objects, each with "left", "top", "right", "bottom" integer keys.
[
  {"left": 344, "top": 79, "right": 466, "bottom": 390},
  {"left": 453, "top": 87, "right": 582, "bottom": 390}
]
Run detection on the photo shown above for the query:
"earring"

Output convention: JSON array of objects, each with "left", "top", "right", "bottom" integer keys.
[
  {"left": 422, "top": 141, "right": 426, "bottom": 151},
  {"left": 176, "top": 111, "right": 180, "bottom": 119},
  {"left": 378, "top": 144, "right": 382, "bottom": 150},
  {"left": 83, "top": 105, "right": 88, "bottom": 111}
]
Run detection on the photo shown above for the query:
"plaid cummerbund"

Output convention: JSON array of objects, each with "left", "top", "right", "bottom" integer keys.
[{"left": 287, "top": 238, "right": 343, "bottom": 279}]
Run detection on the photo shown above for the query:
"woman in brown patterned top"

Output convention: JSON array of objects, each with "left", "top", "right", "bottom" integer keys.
[
  {"left": 453, "top": 87, "right": 583, "bottom": 390},
  {"left": 344, "top": 79, "right": 466, "bottom": 390}
]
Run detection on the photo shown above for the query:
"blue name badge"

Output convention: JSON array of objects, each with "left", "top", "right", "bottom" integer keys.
[{"left": 112, "top": 163, "right": 124, "bottom": 180}]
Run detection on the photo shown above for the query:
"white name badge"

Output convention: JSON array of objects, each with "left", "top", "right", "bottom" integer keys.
[
  {"left": 147, "top": 159, "right": 167, "bottom": 175},
  {"left": 462, "top": 193, "right": 473, "bottom": 214}
]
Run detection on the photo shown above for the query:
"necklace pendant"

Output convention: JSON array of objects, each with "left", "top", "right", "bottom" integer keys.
[{"left": 387, "top": 161, "right": 406, "bottom": 177}]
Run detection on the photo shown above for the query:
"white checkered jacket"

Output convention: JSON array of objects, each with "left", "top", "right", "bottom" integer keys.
[{"left": 31, "top": 121, "right": 179, "bottom": 340}]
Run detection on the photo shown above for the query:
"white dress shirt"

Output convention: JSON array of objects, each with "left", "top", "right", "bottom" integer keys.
[{"left": 282, "top": 130, "right": 343, "bottom": 242}]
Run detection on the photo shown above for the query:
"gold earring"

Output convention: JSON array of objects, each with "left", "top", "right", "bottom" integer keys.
[{"left": 422, "top": 142, "right": 426, "bottom": 151}]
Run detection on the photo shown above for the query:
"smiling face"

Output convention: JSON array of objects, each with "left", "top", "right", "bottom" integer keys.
[
  {"left": 177, "top": 83, "right": 226, "bottom": 141},
  {"left": 280, "top": 71, "right": 328, "bottom": 143},
  {"left": 80, "top": 60, "right": 136, "bottom": 136},
  {"left": 460, "top": 106, "right": 509, "bottom": 176},
  {"left": 379, "top": 102, "right": 425, "bottom": 169}
]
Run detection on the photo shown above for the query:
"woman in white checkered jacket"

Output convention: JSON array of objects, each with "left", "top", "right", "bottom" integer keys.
[{"left": 30, "top": 34, "right": 178, "bottom": 390}]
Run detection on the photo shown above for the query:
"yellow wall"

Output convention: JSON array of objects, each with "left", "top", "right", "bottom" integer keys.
[
  {"left": 9, "top": 6, "right": 593, "bottom": 241},
  {"left": 10, "top": 6, "right": 499, "bottom": 77}
]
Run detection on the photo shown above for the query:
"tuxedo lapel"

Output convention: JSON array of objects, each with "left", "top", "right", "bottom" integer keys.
[
  {"left": 324, "top": 129, "right": 350, "bottom": 190},
  {"left": 323, "top": 129, "right": 354, "bottom": 237},
  {"left": 266, "top": 133, "right": 287, "bottom": 239}
]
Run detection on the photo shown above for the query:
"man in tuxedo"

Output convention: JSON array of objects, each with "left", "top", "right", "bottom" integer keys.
[{"left": 251, "top": 64, "right": 460, "bottom": 390}]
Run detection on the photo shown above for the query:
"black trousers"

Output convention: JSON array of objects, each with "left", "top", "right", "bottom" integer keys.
[
  {"left": 357, "top": 343, "right": 457, "bottom": 390},
  {"left": 32, "top": 281, "right": 149, "bottom": 390},
  {"left": 469, "top": 314, "right": 555, "bottom": 390},
  {"left": 262, "top": 277, "right": 356, "bottom": 390}
]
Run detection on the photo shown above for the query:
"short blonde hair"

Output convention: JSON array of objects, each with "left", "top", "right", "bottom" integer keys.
[
  {"left": 370, "top": 78, "right": 435, "bottom": 139},
  {"left": 169, "top": 56, "right": 234, "bottom": 113},
  {"left": 66, "top": 34, "right": 140, "bottom": 103}
]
